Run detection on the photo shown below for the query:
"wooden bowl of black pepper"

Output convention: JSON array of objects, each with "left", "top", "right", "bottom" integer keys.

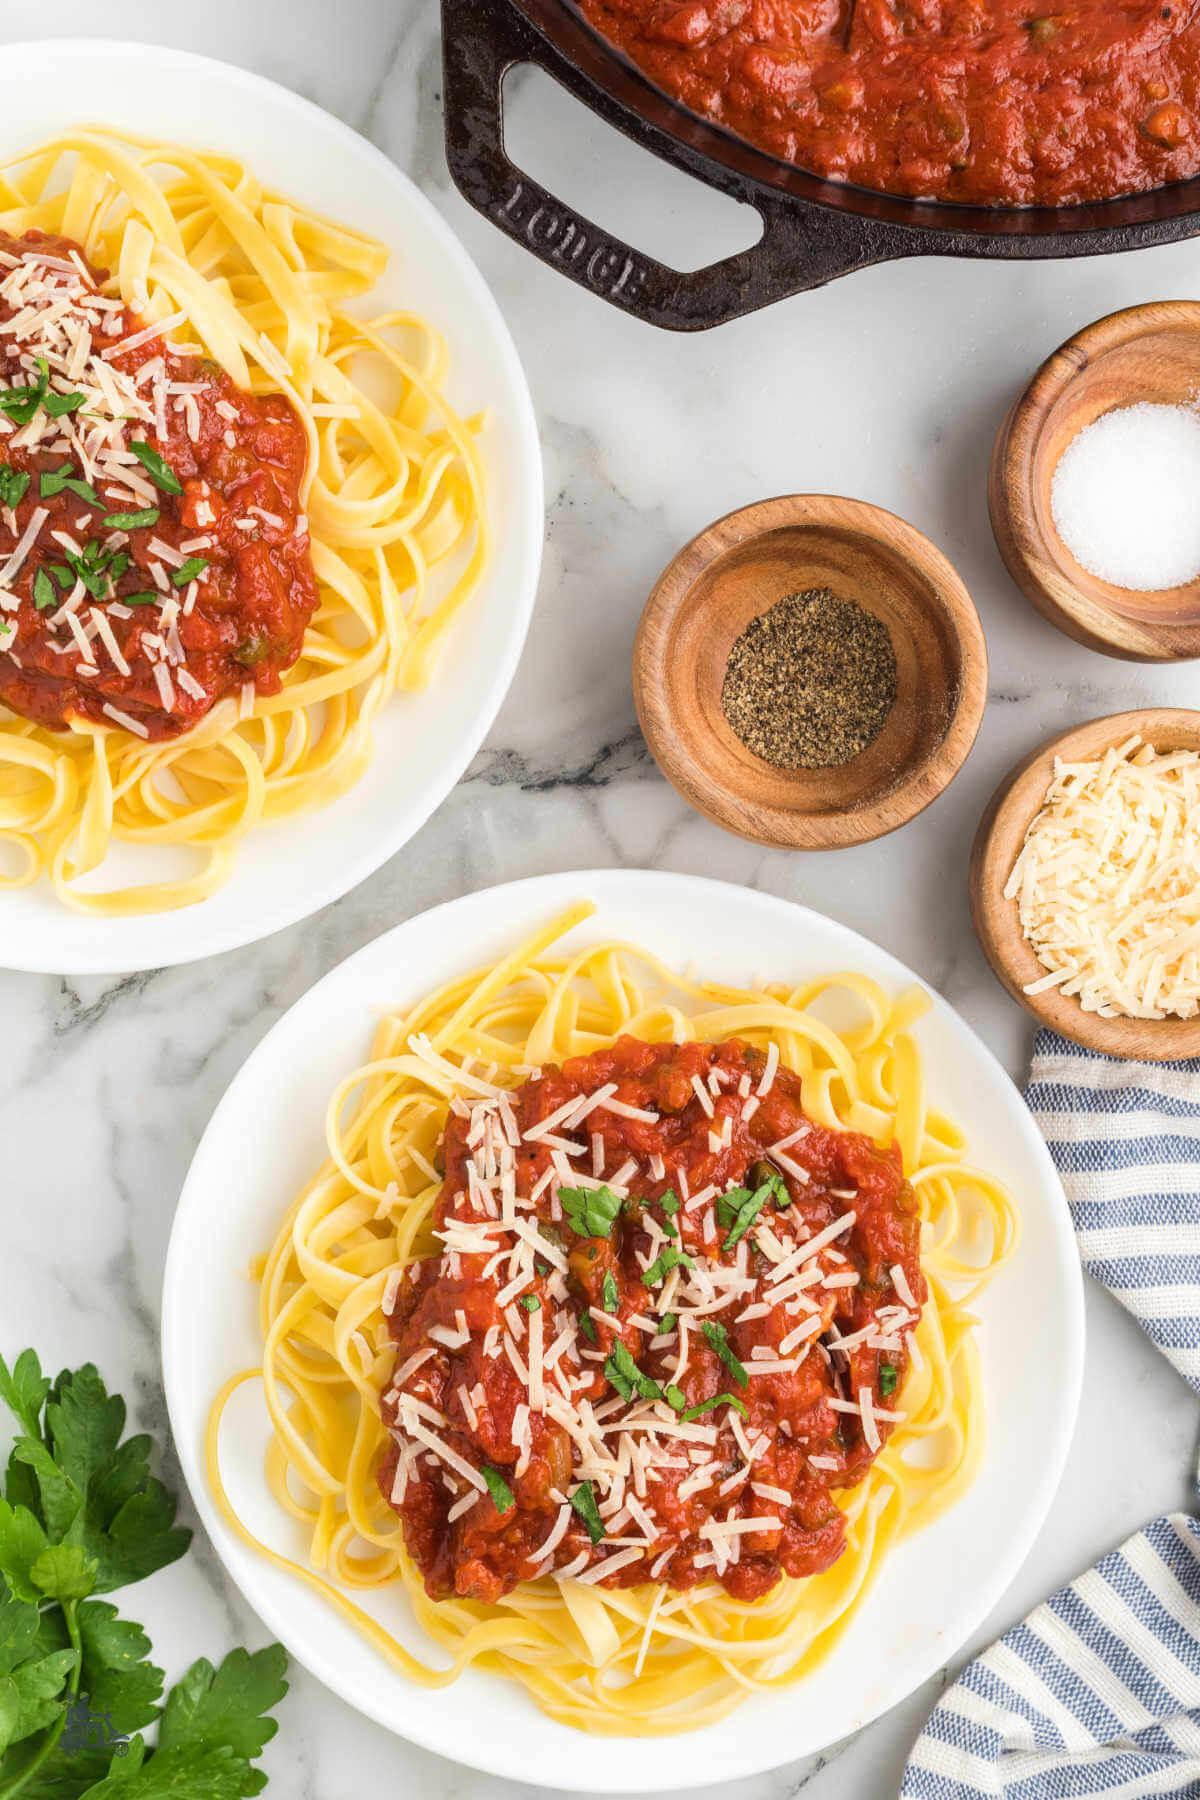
[{"left": 633, "top": 495, "right": 988, "bottom": 850}]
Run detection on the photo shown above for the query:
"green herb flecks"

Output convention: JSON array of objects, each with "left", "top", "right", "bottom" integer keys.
[
  {"left": 32, "top": 569, "right": 56, "bottom": 612},
  {"left": 480, "top": 1466, "right": 515, "bottom": 1514},
  {"left": 101, "top": 507, "right": 159, "bottom": 533},
  {"left": 578, "top": 1313, "right": 598, "bottom": 1346},
  {"left": 172, "top": 556, "right": 208, "bottom": 587},
  {"left": 0, "top": 466, "right": 29, "bottom": 510},
  {"left": 602, "top": 1272, "right": 619, "bottom": 1314},
  {"left": 879, "top": 1363, "right": 899, "bottom": 1398},
  {"left": 656, "top": 1313, "right": 677, "bottom": 1335},
  {"left": 676, "top": 1391, "right": 748, "bottom": 1424},
  {"left": 129, "top": 441, "right": 183, "bottom": 496},
  {"left": 520, "top": 1295, "right": 540, "bottom": 1313},
  {"left": 641, "top": 1247, "right": 694, "bottom": 1289},
  {"left": 603, "top": 1341, "right": 662, "bottom": 1405},
  {"left": 702, "top": 1320, "right": 748, "bottom": 1390},
  {"left": 568, "top": 1482, "right": 605, "bottom": 1546},
  {"left": 39, "top": 465, "right": 102, "bottom": 507},
  {"left": 559, "top": 1185, "right": 623, "bottom": 1241}
]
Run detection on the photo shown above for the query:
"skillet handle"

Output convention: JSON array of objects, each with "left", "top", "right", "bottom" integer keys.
[{"left": 440, "top": 0, "right": 907, "bottom": 331}]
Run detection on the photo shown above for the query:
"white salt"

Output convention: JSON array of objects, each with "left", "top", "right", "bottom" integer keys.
[{"left": 1050, "top": 401, "right": 1200, "bottom": 591}]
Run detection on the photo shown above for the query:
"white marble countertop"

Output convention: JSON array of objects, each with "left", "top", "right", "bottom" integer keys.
[{"left": 2, "top": 2, "right": 1199, "bottom": 1795}]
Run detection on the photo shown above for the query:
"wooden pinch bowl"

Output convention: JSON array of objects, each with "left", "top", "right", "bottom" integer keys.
[
  {"left": 990, "top": 300, "right": 1200, "bottom": 662},
  {"left": 970, "top": 707, "right": 1200, "bottom": 1062},
  {"left": 633, "top": 495, "right": 988, "bottom": 850}
]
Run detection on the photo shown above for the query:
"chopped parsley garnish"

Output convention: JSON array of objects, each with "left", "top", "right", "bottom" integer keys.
[
  {"left": 130, "top": 439, "right": 184, "bottom": 495},
  {"left": 879, "top": 1363, "right": 899, "bottom": 1397},
  {"left": 121, "top": 592, "right": 163, "bottom": 607},
  {"left": 560, "top": 1184, "right": 623, "bottom": 1240},
  {"left": 750, "top": 1162, "right": 791, "bottom": 1207},
  {"left": 49, "top": 563, "right": 72, "bottom": 589},
  {"left": 660, "top": 1190, "right": 681, "bottom": 1216},
  {"left": 43, "top": 387, "right": 86, "bottom": 418},
  {"left": 173, "top": 555, "right": 208, "bottom": 586},
  {"left": 579, "top": 1312, "right": 598, "bottom": 1345},
  {"left": 604, "top": 1340, "right": 662, "bottom": 1404},
  {"left": 602, "top": 1270, "right": 620, "bottom": 1313},
  {"left": 40, "top": 463, "right": 101, "bottom": 506},
  {"left": 102, "top": 505, "right": 160, "bottom": 532},
  {"left": 641, "top": 1246, "right": 694, "bottom": 1288},
  {"left": 63, "top": 539, "right": 127, "bottom": 599},
  {"left": 0, "top": 357, "right": 49, "bottom": 425},
  {"left": 664, "top": 1383, "right": 686, "bottom": 1411},
  {"left": 657, "top": 1312, "right": 677, "bottom": 1334},
  {"left": 569, "top": 1481, "right": 605, "bottom": 1546},
  {"left": 481, "top": 1465, "right": 515, "bottom": 1514},
  {"left": 702, "top": 1319, "right": 748, "bottom": 1389},
  {"left": 676, "top": 1391, "right": 748, "bottom": 1423},
  {"left": 0, "top": 464, "right": 29, "bottom": 509},
  {"left": 520, "top": 1294, "right": 540, "bottom": 1313},
  {"left": 717, "top": 1178, "right": 777, "bottom": 1250},
  {"left": 32, "top": 568, "right": 56, "bottom": 611}
]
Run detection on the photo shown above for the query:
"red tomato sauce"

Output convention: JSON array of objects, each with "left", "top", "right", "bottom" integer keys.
[
  {"left": 381, "top": 1036, "right": 925, "bottom": 1605},
  {"left": 0, "top": 231, "right": 317, "bottom": 743},
  {"left": 576, "top": 1, "right": 1200, "bottom": 206}
]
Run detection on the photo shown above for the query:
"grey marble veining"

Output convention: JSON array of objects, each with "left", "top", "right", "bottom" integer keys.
[{"left": 2, "top": 2, "right": 1199, "bottom": 1794}]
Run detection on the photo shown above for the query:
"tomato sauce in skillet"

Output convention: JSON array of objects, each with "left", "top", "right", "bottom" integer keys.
[{"left": 575, "top": 1, "right": 1200, "bottom": 206}]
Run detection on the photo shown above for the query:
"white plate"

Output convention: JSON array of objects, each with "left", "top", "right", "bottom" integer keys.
[
  {"left": 0, "top": 41, "right": 542, "bottom": 974},
  {"left": 162, "top": 869, "right": 1084, "bottom": 1793}
]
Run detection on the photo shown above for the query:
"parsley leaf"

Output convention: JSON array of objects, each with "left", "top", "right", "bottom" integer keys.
[
  {"left": 603, "top": 1342, "right": 662, "bottom": 1404},
  {"left": 120, "top": 594, "right": 161, "bottom": 608},
  {"left": 0, "top": 1352, "right": 49, "bottom": 1442},
  {"left": 100, "top": 508, "right": 159, "bottom": 533},
  {"left": 656, "top": 1313, "right": 677, "bottom": 1335},
  {"left": 718, "top": 1182, "right": 774, "bottom": 1250},
  {"left": 39, "top": 467, "right": 101, "bottom": 507},
  {"left": 568, "top": 1483, "right": 605, "bottom": 1546},
  {"left": 659, "top": 1190, "right": 680, "bottom": 1216},
  {"left": 702, "top": 1320, "right": 749, "bottom": 1389},
  {"left": 559, "top": 1185, "right": 623, "bottom": 1241},
  {"left": 880, "top": 1363, "right": 899, "bottom": 1397},
  {"left": 520, "top": 1295, "right": 540, "bottom": 1314},
  {"left": 42, "top": 390, "right": 86, "bottom": 419},
  {"left": 578, "top": 1313, "right": 598, "bottom": 1345},
  {"left": 0, "top": 466, "right": 30, "bottom": 511},
  {"left": 171, "top": 557, "right": 207, "bottom": 588},
  {"left": 129, "top": 442, "right": 183, "bottom": 496},
  {"left": 601, "top": 1272, "right": 619, "bottom": 1314},
  {"left": 480, "top": 1467, "right": 515, "bottom": 1515},
  {"left": 32, "top": 570, "right": 56, "bottom": 612},
  {"left": 641, "top": 1247, "right": 694, "bottom": 1288},
  {"left": 157, "top": 1644, "right": 288, "bottom": 1763},
  {"left": 676, "top": 1391, "right": 748, "bottom": 1423}
]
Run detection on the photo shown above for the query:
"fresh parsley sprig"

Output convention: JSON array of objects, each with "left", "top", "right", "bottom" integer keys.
[{"left": 0, "top": 1348, "right": 288, "bottom": 1800}]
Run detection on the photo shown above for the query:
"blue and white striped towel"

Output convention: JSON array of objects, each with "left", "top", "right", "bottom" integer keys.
[{"left": 903, "top": 1028, "right": 1200, "bottom": 1797}]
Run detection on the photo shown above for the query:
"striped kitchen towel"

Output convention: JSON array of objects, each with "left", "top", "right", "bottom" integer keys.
[
  {"left": 903, "top": 1029, "right": 1200, "bottom": 1797},
  {"left": 1027, "top": 1027, "right": 1200, "bottom": 1393}
]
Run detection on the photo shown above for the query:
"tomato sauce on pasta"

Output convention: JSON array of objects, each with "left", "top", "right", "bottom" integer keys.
[
  {"left": 0, "top": 229, "right": 316, "bottom": 742},
  {"left": 380, "top": 1035, "right": 925, "bottom": 1605}
]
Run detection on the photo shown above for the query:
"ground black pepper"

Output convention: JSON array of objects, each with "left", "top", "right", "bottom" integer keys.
[{"left": 721, "top": 588, "right": 897, "bottom": 770}]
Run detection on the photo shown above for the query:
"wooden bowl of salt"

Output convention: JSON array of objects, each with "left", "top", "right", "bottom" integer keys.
[
  {"left": 632, "top": 494, "right": 988, "bottom": 850},
  {"left": 990, "top": 300, "right": 1200, "bottom": 662}
]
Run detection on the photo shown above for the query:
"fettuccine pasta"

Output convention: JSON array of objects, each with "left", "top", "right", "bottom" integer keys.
[
  {"left": 0, "top": 128, "right": 487, "bottom": 914},
  {"left": 210, "top": 901, "right": 1019, "bottom": 1734}
]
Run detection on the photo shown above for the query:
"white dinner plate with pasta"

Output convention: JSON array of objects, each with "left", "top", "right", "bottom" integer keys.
[
  {"left": 162, "top": 868, "right": 1084, "bottom": 1791},
  {"left": 0, "top": 42, "right": 541, "bottom": 971}
]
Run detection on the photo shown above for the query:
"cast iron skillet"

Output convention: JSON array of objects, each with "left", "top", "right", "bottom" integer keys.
[{"left": 441, "top": 0, "right": 1200, "bottom": 330}]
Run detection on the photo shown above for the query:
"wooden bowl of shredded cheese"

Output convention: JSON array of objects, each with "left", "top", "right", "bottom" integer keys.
[{"left": 969, "top": 708, "right": 1200, "bottom": 1060}]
